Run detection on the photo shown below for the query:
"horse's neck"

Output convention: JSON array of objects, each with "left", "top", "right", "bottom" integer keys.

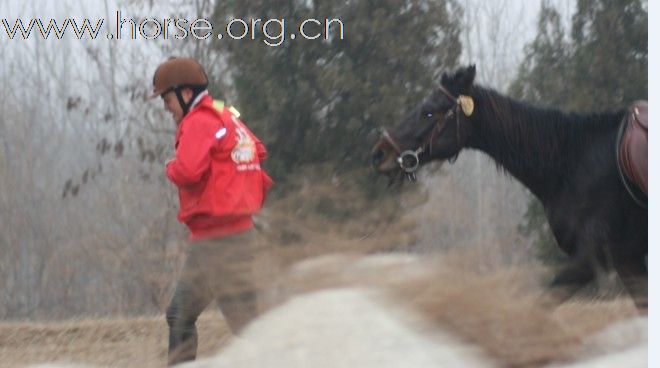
[{"left": 465, "top": 87, "right": 619, "bottom": 202}]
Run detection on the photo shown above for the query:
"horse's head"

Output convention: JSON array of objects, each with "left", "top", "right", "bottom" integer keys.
[{"left": 371, "top": 65, "right": 477, "bottom": 181}]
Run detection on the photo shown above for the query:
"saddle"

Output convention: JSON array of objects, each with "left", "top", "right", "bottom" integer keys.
[{"left": 617, "top": 100, "right": 647, "bottom": 200}]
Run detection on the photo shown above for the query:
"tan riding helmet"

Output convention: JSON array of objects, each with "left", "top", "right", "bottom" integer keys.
[{"left": 149, "top": 57, "right": 208, "bottom": 99}]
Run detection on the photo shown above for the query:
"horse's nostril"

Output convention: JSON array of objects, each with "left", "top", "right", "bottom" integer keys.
[{"left": 372, "top": 149, "right": 385, "bottom": 167}]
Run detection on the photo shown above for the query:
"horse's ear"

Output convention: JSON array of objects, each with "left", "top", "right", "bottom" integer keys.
[
  {"left": 467, "top": 64, "right": 476, "bottom": 81},
  {"left": 440, "top": 71, "right": 449, "bottom": 86},
  {"left": 458, "top": 65, "right": 476, "bottom": 90}
]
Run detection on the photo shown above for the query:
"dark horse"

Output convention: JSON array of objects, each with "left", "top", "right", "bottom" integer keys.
[{"left": 371, "top": 65, "right": 647, "bottom": 308}]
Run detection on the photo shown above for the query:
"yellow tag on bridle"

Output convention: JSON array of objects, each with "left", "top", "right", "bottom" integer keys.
[{"left": 458, "top": 95, "right": 474, "bottom": 117}]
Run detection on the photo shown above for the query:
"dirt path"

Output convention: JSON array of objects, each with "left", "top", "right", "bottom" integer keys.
[{"left": 0, "top": 311, "right": 229, "bottom": 368}]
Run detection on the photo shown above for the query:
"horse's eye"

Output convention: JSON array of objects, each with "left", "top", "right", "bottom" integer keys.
[{"left": 425, "top": 112, "right": 434, "bottom": 118}]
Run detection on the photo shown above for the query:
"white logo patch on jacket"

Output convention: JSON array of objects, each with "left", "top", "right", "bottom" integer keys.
[{"left": 231, "top": 123, "right": 257, "bottom": 164}]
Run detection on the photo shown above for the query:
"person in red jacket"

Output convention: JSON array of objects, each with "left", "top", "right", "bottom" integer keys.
[{"left": 150, "top": 57, "right": 273, "bottom": 366}]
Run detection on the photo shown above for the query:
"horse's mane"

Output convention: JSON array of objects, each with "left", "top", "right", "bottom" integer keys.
[{"left": 468, "top": 85, "right": 626, "bottom": 191}]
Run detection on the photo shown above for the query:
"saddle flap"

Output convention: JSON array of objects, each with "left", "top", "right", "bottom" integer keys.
[
  {"left": 631, "top": 100, "right": 647, "bottom": 131},
  {"left": 618, "top": 100, "right": 648, "bottom": 196}
]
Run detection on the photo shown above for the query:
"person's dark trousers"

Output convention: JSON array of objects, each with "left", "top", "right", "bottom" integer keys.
[{"left": 166, "top": 229, "right": 258, "bottom": 366}]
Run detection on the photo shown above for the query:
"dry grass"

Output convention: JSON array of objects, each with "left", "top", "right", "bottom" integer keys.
[
  {"left": 284, "top": 252, "right": 641, "bottom": 368},
  {"left": 392, "top": 263, "right": 639, "bottom": 367}
]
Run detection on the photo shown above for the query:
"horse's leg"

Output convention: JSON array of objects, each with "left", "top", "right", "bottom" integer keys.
[
  {"left": 546, "top": 219, "right": 612, "bottom": 305},
  {"left": 546, "top": 255, "right": 595, "bottom": 304},
  {"left": 614, "top": 258, "right": 647, "bottom": 312},
  {"left": 614, "top": 206, "right": 647, "bottom": 312}
]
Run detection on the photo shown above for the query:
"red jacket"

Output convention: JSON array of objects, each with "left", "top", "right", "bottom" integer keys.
[{"left": 166, "top": 95, "right": 273, "bottom": 241}]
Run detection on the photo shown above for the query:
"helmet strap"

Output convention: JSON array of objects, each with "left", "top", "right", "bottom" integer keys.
[
  {"left": 174, "top": 88, "right": 191, "bottom": 116},
  {"left": 174, "top": 85, "right": 206, "bottom": 116}
]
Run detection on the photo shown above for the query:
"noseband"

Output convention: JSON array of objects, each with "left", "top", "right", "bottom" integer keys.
[{"left": 379, "top": 85, "right": 472, "bottom": 179}]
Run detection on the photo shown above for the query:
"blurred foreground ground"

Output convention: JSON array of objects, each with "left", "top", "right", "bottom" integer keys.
[{"left": 0, "top": 170, "right": 645, "bottom": 367}]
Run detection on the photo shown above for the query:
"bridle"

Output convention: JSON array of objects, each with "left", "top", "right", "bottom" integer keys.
[{"left": 379, "top": 85, "right": 471, "bottom": 180}]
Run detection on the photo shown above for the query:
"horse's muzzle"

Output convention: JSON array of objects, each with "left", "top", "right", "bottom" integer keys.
[
  {"left": 371, "top": 138, "right": 400, "bottom": 173},
  {"left": 372, "top": 141, "right": 421, "bottom": 185}
]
